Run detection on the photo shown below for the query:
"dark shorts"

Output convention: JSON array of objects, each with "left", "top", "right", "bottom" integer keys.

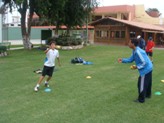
[
  {"left": 42, "top": 66, "right": 54, "bottom": 77},
  {"left": 146, "top": 52, "right": 153, "bottom": 57}
]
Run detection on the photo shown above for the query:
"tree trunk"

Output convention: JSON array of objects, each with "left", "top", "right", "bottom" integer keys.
[
  {"left": 22, "top": 34, "right": 33, "bottom": 49},
  {"left": 20, "top": 0, "right": 33, "bottom": 50},
  {"left": 21, "top": 33, "right": 33, "bottom": 49},
  {"left": 66, "top": 26, "right": 70, "bottom": 36}
]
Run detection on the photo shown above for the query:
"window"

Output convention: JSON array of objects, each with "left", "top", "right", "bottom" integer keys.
[
  {"left": 110, "top": 31, "right": 125, "bottom": 38},
  {"left": 121, "top": 31, "right": 125, "bottom": 38},
  {"left": 102, "top": 30, "right": 108, "bottom": 38},
  {"left": 130, "top": 31, "right": 136, "bottom": 38},
  {"left": 96, "top": 30, "right": 101, "bottom": 37},
  {"left": 115, "top": 31, "right": 120, "bottom": 38}
]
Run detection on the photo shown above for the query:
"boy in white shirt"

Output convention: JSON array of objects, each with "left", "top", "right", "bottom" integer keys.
[{"left": 34, "top": 41, "right": 61, "bottom": 92}]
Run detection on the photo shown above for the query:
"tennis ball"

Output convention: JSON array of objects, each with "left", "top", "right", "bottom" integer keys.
[
  {"left": 130, "top": 65, "right": 136, "bottom": 70},
  {"left": 130, "top": 66, "right": 133, "bottom": 69},
  {"left": 132, "top": 65, "right": 136, "bottom": 68}
]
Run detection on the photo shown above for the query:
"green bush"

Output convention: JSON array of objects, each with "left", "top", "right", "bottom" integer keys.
[
  {"left": 0, "top": 46, "right": 7, "bottom": 52},
  {"left": 47, "top": 35, "right": 82, "bottom": 46}
]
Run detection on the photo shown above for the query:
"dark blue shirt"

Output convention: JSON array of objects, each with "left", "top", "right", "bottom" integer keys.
[{"left": 138, "top": 38, "right": 146, "bottom": 50}]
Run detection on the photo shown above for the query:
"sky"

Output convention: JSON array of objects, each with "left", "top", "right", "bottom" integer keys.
[{"left": 99, "top": 0, "right": 164, "bottom": 17}]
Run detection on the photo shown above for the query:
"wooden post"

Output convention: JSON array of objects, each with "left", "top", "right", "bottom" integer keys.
[
  {"left": 154, "top": 33, "right": 157, "bottom": 45},
  {"left": 125, "top": 26, "right": 129, "bottom": 45}
]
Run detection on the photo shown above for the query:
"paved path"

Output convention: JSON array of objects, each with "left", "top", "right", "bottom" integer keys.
[
  {"left": 2, "top": 39, "right": 46, "bottom": 45},
  {"left": 8, "top": 39, "right": 45, "bottom": 45},
  {"left": 4, "top": 39, "right": 44, "bottom": 50},
  {"left": 10, "top": 46, "right": 39, "bottom": 50}
]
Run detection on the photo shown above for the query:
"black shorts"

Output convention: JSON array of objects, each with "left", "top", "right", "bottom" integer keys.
[
  {"left": 146, "top": 52, "right": 153, "bottom": 57},
  {"left": 42, "top": 66, "right": 54, "bottom": 77}
]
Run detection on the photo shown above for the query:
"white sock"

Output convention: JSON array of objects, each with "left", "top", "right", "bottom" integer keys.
[
  {"left": 45, "top": 81, "right": 48, "bottom": 84},
  {"left": 36, "top": 84, "right": 40, "bottom": 87}
]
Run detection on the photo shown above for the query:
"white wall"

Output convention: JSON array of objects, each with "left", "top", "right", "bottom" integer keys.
[{"left": 4, "top": 10, "right": 21, "bottom": 24}]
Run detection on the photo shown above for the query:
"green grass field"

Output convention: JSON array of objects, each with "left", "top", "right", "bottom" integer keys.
[{"left": 0, "top": 45, "right": 164, "bottom": 123}]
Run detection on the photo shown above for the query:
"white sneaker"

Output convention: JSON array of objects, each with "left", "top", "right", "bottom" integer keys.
[
  {"left": 34, "top": 86, "right": 39, "bottom": 92},
  {"left": 45, "top": 83, "right": 49, "bottom": 87}
]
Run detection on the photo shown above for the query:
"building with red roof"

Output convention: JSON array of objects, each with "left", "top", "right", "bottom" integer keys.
[{"left": 90, "top": 4, "right": 164, "bottom": 45}]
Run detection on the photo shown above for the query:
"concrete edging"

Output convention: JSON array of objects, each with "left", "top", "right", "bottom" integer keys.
[{"left": 59, "top": 44, "right": 84, "bottom": 50}]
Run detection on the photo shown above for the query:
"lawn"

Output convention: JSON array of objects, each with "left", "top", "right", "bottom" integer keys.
[{"left": 0, "top": 45, "right": 164, "bottom": 123}]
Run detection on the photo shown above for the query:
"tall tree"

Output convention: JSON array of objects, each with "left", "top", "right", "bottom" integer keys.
[
  {"left": 34, "top": 0, "right": 67, "bottom": 34},
  {"left": 2, "top": 0, "right": 35, "bottom": 49},
  {"left": 64, "top": 0, "right": 98, "bottom": 34},
  {"left": 35, "top": 0, "right": 98, "bottom": 35}
]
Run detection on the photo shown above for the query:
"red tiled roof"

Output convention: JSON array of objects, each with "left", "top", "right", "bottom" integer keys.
[
  {"left": 90, "top": 17, "right": 164, "bottom": 32},
  {"left": 76, "top": 25, "right": 94, "bottom": 29},
  {"left": 32, "top": 26, "right": 64, "bottom": 29},
  {"left": 32, "top": 26, "right": 56, "bottom": 29},
  {"left": 32, "top": 14, "right": 39, "bottom": 18},
  {"left": 110, "top": 17, "right": 164, "bottom": 31},
  {"left": 94, "top": 5, "right": 135, "bottom": 14},
  {"left": 32, "top": 25, "right": 94, "bottom": 29}
]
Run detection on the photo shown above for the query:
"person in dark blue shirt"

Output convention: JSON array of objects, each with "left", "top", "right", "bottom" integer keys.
[
  {"left": 118, "top": 38, "right": 153, "bottom": 103},
  {"left": 137, "top": 35, "right": 146, "bottom": 50}
]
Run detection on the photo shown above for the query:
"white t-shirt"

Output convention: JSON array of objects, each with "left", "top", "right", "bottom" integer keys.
[{"left": 44, "top": 49, "right": 59, "bottom": 67}]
